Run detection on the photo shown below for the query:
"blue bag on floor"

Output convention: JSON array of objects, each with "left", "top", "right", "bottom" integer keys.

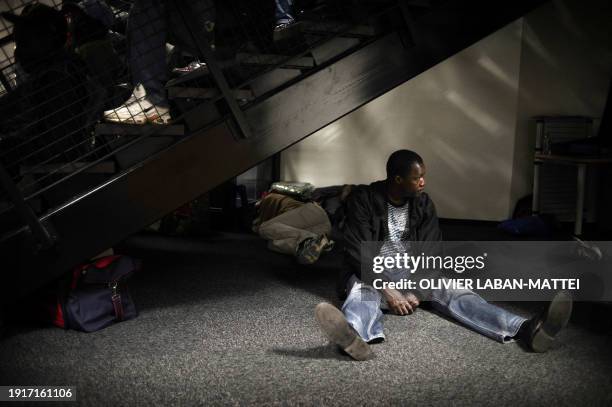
[
  {"left": 498, "top": 216, "right": 551, "bottom": 236},
  {"left": 57, "top": 255, "right": 140, "bottom": 332}
]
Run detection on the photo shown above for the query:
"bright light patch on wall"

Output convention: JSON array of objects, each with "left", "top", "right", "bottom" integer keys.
[
  {"left": 477, "top": 56, "right": 518, "bottom": 90},
  {"left": 522, "top": 23, "right": 557, "bottom": 67},
  {"left": 430, "top": 138, "right": 469, "bottom": 174},
  {"left": 444, "top": 90, "right": 501, "bottom": 134}
]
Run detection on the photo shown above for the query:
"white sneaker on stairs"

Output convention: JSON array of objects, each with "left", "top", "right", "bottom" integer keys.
[{"left": 103, "top": 96, "right": 171, "bottom": 125}]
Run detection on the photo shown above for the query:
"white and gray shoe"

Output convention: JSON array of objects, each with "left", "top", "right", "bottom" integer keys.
[{"left": 104, "top": 84, "right": 170, "bottom": 125}]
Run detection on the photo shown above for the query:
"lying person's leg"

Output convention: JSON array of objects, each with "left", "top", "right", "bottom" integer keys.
[
  {"left": 429, "top": 284, "right": 572, "bottom": 352},
  {"left": 258, "top": 222, "right": 309, "bottom": 256},
  {"left": 258, "top": 203, "right": 333, "bottom": 264}
]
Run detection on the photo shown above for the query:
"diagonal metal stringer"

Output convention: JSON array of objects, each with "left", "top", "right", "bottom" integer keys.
[{"left": 171, "top": 1, "right": 252, "bottom": 139}]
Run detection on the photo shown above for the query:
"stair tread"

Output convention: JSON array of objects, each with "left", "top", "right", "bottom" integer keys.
[
  {"left": 310, "top": 37, "right": 361, "bottom": 65},
  {"left": 166, "top": 67, "right": 210, "bottom": 87},
  {"left": 300, "top": 19, "right": 377, "bottom": 37},
  {"left": 236, "top": 53, "right": 315, "bottom": 69},
  {"left": 19, "top": 161, "right": 116, "bottom": 175},
  {"left": 405, "top": 0, "right": 431, "bottom": 7},
  {"left": 168, "top": 87, "right": 254, "bottom": 100},
  {"left": 95, "top": 123, "right": 185, "bottom": 136},
  {"left": 273, "top": 21, "right": 304, "bottom": 42}
]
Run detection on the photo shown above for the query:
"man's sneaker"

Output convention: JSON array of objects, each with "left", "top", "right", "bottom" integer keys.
[
  {"left": 521, "top": 291, "right": 573, "bottom": 352},
  {"left": 172, "top": 61, "right": 208, "bottom": 76},
  {"left": 296, "top": 234, "right": 333, "bottom": 265},
  {"left": 274, "top": 18, "right": 296, "bottom": 32},
  {"left": 123, "top": 83, "right": 146, "bottom": 106},
  {"left": 315, "top": 302, "right": 373, "bottom": 361},
  {"left": 573, "top": 237, "right": 603, "bottom": 261},
  {"left": 104, "top": 98, "right": 171, "bottom": 125}
]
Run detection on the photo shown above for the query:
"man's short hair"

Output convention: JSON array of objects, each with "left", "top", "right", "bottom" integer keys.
[{"left": 386, "top": 149, "right": 424, "bottom": 179}]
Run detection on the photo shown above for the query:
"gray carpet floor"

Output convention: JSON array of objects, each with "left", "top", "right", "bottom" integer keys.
[{"left": 1, "top": 233, "right": 611, "bottom": 406}]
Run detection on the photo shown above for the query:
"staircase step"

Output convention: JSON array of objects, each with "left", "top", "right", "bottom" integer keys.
[
  {"left": 19, "top": 161, "right": 116, "bottom": 175},
  {"left": 166, "top": 66, "right": 210, "bottom": 88},
  {"left": 310, "top": 37, "right": 361, "bottom": 65},
  {"left": 237, "top": 53, "right": 315, "bottom": 69},
  {"left": 405, "top": 0, "right": 432, "bottom": 7},
  {"left": 300, "top": 20, "right": 377, "bottom": 37},
  {"left": 95, "top": 123, "right": 185, "bottom": 136},
  {"left": 250, "top": 68, "right": 302, "bottom": 98},
  {"left": 111, "top": 137, "right": 176, "bottom": 169},
  {"left": 167, "top": 87, "right": 254, "bottom": 101},
  {"left": 272, "top": 21, "right": 304, "bottom": 42}
]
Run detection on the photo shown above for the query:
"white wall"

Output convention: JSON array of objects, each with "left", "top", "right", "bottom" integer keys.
[
  {"left": 510, "top": 0, "right": 612, "bottom": 210},
  {"left": 281, "top": 20, "right": 524, "bottom": 220},
  {"left": 281, "top": 0, "right": 612, "bottom": 221}
]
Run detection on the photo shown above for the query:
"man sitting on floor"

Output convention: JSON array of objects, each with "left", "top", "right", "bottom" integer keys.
[{"left": 314, "top": 149, "right": 573, "bottom": 361}]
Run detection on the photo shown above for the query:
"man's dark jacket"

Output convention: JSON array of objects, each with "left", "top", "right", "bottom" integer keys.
[{"left": 338, "top": 180, "right": 443, "bottom": 299}]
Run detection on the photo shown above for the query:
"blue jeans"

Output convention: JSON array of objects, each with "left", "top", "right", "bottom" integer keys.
[
  {"left": 275, "top": 0, "right": 294, "bottom": 24},
  {"left": 127, "top": 1, "right": 212, "bottom": 106},
  {"left": 127, "top": 0, "right": 169, "bottom": 106},
  {"left": 342, "top": 275, "right": 527, "bottom": 343}
]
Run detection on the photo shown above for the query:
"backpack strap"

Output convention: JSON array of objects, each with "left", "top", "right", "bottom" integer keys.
[{"left": 110, "top": 282, "right": 124, "bottom": 321}]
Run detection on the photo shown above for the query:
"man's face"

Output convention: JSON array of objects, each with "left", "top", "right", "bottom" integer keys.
[{"left": 394, "top": 162, "right": 426, "bottom": 197}]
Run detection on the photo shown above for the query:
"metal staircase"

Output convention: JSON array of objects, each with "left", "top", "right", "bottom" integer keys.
[{"left": 0, "top": 0, "right": 547, "bottom": 303}]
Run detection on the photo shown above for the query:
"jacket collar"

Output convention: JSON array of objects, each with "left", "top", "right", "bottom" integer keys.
[{"left": 369, "top": 179, "right": 425, "bottom": 240}]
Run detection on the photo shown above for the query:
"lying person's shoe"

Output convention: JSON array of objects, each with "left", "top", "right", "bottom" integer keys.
[
  {"left": 322, "top": 238, "right": 335, "bottom": 253},
  {"left": 296, "top": 234, "right": 332, "bottom": 265},
  {"left": 519, "top": 290, "right": 573, "bottom": 353},
  {"left": 315, "top": 302, "right": 373, "bottom": 361},
  {"left": 104, "top": 98, "right": 171, "bottom": 125}
]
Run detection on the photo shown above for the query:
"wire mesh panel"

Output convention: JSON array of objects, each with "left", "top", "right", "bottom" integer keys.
[{"left": 0, "top": 0, "right": 405, "bottom": 240}]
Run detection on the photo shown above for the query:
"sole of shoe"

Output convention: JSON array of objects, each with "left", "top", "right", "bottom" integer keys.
[
  {"left": 314, "top": 302, "right": 373, "bottom": 361},
  {"left": 103, "top": 113, "right": 171, "bottom": 125},
  {"left": 144, "top": 113, "right": 171, "bottom": 125},
  {"left": 296, "top": 239, "right": 319, "bottom": 265},
  {"left": 531, "top": 291, "right": 573, "bottom": 353}
]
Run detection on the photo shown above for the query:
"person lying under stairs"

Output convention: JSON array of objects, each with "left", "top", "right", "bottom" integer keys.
[{"left": 252, "top": 184, "right": 353, "bottom": 265}]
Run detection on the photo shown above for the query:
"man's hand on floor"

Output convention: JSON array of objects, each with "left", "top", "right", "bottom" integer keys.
[
  {"left": 404, "top": 292, "right": 420, "bottom": 309},
  {"left": 382, "top": 288, "right": 420, "bottom": 316}
]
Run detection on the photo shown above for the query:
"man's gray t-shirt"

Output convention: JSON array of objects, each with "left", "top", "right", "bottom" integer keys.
[{"left": 379, "top": 201, "right": 411, "bottom": 282}]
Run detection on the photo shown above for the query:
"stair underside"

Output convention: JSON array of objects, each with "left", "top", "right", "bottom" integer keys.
[{"left": 4, "top": 0, "right": 547, "bottom": 302}]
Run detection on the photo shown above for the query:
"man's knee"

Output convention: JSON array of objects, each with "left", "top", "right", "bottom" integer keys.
[
  {"left": 346, "top": 283, "right": 382, "bottom": 304},
  {"left": 258, "top": 218, "right": 277, "bottom": 236},
  {"left": 430, "top": 288, "right": 476, "bottom": 306}
]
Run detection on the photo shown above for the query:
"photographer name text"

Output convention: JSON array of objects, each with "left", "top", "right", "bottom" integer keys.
[{"left": 372, "top": 278, "right": 580, "bottom": 291}]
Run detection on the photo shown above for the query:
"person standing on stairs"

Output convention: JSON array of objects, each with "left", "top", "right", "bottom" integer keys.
[
  {"left": 103, "top": 0, "right": 203, "bottom": 124},
  {"left": 103, "top": 0, "right": 296, "bottom": 125}
]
